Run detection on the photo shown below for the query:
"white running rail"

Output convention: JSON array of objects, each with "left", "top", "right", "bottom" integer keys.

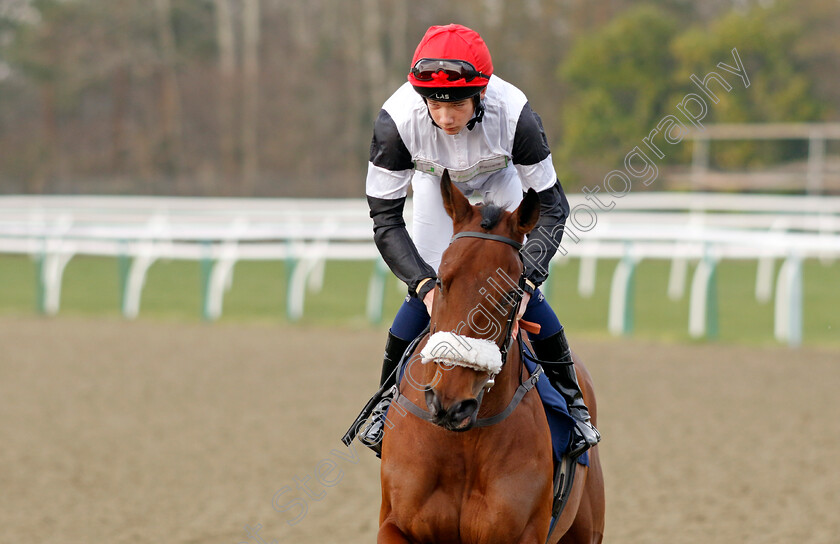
[{"left": 1, "top": 193, "right": 839, "bottom": 347}]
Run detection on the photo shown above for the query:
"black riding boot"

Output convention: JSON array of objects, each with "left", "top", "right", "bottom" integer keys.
[
  {"left": 530, "top": 328, "right": 601, "bottom": 458},
  {"left": 358, "top": 330, "right": 411, "bottom": 456}
]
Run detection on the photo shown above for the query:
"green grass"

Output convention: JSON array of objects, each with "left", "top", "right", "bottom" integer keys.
[
  {"left": 543, "top": 257, "right": 839, "bottom": 347},
  {"left": 0, "top": 254, "right": 406, "bottom": 327},
  {"left": 0, "top": 254, "right": 837, "bottom": 347},
  {"left": 0, "top": 254, "right": 39, "bottom": 314}
]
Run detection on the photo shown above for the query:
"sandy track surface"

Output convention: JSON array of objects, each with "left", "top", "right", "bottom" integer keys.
[{"left": 1, "top": 316, "right": 838, "bottom": 543}]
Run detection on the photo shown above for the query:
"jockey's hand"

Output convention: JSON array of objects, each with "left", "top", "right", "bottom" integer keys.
[
  {"left": 511, "top": 291, "right": 530, "bottom": 338},
  {"left": 423, "top": 287, "right": 435, "bottom": 316}
]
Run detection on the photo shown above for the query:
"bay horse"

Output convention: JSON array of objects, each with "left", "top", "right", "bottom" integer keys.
[{"left": 378, "top": 171, "right": 604, "bottom": 543}]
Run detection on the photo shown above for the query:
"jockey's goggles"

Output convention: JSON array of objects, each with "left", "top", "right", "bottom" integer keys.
[{"left": 410, "top": 58, "right": 490, "bottom": 83}]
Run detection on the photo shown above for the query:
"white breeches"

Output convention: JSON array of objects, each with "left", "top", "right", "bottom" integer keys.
[{"left": 411, "top": 166, "right": 524, "bottom": 272}]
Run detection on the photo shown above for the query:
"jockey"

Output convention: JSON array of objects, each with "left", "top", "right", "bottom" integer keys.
[{"left": 361, "top": 24, "right": 600, "bottom": 457}]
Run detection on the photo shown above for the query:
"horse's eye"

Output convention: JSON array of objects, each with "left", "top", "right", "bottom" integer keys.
[{"left": 435, "top": 278, "right": 443, "bottom": 290}]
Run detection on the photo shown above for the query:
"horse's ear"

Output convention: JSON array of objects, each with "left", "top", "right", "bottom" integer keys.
[
  {"left": 512, "top": 188, "right": 541, "bottom": 236},
  {"left": 440, "top": 169, "right": 472, "bottom": 225}
]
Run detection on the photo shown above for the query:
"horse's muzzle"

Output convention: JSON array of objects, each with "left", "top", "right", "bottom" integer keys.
[{"left": 426, "top": 389, "right": 479, "bottom": 432}]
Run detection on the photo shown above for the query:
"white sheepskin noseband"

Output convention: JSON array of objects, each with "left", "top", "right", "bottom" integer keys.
[{"left": 420, "top": 332, "right": 502, "bottom": 375}]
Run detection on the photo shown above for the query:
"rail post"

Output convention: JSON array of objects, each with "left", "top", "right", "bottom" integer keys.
[
  {"left": 774, "top": 253, "right": 803, "bottom": 347},
  {"left": 607, "top": 244, "right": 637, "bottom": 336},
  {"left": 689, "top": 245, "right": 719, "bottom": 339},
  {"left": 200, "top": 241, "right": 213, "bottom": 321},
  {"left": 366, "top": 257, "right": 389, "bottom": 324}
]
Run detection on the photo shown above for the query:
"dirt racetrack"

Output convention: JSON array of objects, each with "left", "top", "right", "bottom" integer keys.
[{"left": 1, "top": 316, "right": 838, "bottom": 543}]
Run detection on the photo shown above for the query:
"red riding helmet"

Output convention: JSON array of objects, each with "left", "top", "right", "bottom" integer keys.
[{"left": 408, "top": 24, "right": 493, "bottom": 102}]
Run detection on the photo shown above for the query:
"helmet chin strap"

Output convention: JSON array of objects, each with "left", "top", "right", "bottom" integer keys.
[
  {"left": 423, "top": 95, "right": 486, "bottom": 131},
  {"left": 465, "top": 96, "right": 485, "bottom": 130}
]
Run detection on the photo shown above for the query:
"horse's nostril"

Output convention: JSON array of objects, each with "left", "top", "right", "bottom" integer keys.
[
  {"left": 426, "top": 391, "right": 479, "bottom": 429},
  {"left": 425, "top": 389, "right": 442, "bottom": 417},
  {"left": 449, "top": 398, "right": 479, "bottom": 422}
]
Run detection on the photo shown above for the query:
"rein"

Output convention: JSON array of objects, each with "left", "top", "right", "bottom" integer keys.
[{"left": 394, "top": 230, "right": 538, "bottom": 429}]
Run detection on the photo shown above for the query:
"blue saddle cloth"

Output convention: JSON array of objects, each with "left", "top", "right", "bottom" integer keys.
[{"left": 522, "top": 345, "right": 589, "bottom": 467}]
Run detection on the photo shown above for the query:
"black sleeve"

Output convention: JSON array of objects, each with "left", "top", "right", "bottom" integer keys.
[
  {"left": 520, "top": 180, "right": 570, "bottom": 290},
  {"left": 367, "top": 195, "right": 437, "bottom": 298},
  {"left": 370, "top": 109, "right": 413, "bottom": 171},
  {"left": 511, "top": 102, "right": 551, "bottom": 166}
]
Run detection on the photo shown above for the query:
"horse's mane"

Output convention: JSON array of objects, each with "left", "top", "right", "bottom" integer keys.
[{"left": 478, "top": 203, "right": 505, "bottom": 230}]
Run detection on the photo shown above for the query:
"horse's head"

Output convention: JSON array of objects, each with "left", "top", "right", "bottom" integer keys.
[{"left": 418, "top": 169, "right": 540, "bottom": 431}]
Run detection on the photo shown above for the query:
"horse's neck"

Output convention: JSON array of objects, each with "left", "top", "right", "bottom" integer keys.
[{"left": 477, "top": 341, "right": 525, "bottom": 418}]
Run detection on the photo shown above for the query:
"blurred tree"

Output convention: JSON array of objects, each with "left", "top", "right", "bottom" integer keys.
[
  {"left": 240, "top": 0, "right": 260, "bottom": 192},
  {"left": 558, "top": 6, "right": 680, "bottom": 179},
  {"left": 153, "top": 0, "right": 183, "bottom": 176},
  {"left": 672, "top": 0, "right": 828, "bottom": 168},
  {"left": 213, "top": 0, "right": 236, "bottom": 186},
  {"left": 791, "top": 0, "right": 840, "bottom": 117},
  {"left": 4, "top": 0, "right": 75, "bottom": 191},
  {"left": 0, "top": 0, "right": 836, "bottom": 195}
]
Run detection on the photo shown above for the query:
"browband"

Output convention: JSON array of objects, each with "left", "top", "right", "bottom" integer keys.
[{"left": 450, "top": 231, "right": 523, "bottom": 251}]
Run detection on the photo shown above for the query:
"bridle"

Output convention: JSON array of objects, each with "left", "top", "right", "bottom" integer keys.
[
  {"left": 450, "top": 230, "right": 525, "bottom": 367},
  {"left": 393, "top": 230, "right": 544, "bottom": 429}
]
